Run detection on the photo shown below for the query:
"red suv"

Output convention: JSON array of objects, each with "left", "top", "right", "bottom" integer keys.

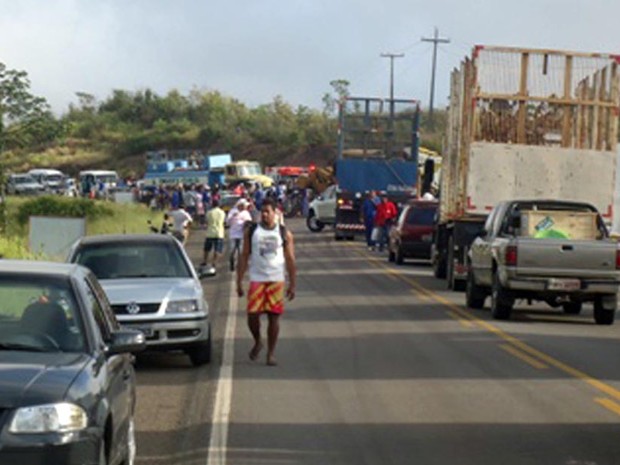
[{"left": 388, "top": 200, "right": 438, "bottom": 265}]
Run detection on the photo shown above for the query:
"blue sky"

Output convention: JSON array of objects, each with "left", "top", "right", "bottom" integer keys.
[{"left": 0, "top": 0, "right": 616, "bottom": 114}]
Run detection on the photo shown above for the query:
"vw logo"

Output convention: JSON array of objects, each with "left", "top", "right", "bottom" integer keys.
[{"left": 126, "top": 302, "right": 140, "bottom": 315}]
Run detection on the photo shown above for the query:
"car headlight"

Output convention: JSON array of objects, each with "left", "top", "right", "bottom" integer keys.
[
  {"left": 165, "top": 299, "right": 199, "bottom": 313},
  {"left": 9, "top": 402, "right": 88, "bottom": 434}
]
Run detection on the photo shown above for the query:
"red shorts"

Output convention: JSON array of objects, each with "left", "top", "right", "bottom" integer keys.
[{"left": 247, "top": 281, "right": 285, "bottom": 314}]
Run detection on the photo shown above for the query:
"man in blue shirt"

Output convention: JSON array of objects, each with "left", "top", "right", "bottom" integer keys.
[{"left": 362, "top": 191, "right": 379, "bottom": 250}]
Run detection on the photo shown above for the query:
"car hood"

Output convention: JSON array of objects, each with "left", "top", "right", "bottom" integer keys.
[
  {"left": 100, "top": 277, "right": 201, "bottom": 305},
  {"left": 0, "top": 352, "right": 90, "bottom": 408}
]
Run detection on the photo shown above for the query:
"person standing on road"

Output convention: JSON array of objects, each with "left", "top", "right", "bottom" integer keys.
[
  {"left": 202, "top": 199, "right": 226, "bottom": 272},
  {"left": 168, "top": 205, "right": 193, "bottom": 245},
  {"left": 226, "top": 199, "right": 253, "bottom": 271},
  {"left": 362, "top": 191, "right": 379, "bottom": 250},
  {"left": 237, "top": 198, "right": 296, "bottom": 366},
  {"left": 374, "top": 195, "right": 398, "bottom": 252}
]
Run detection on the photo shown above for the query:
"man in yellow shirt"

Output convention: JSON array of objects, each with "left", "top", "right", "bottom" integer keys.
[{"left": 202, "top": 200, "right": 226, "bottom": 272}]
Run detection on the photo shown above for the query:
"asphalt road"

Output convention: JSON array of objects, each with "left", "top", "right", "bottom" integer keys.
[{"left": 134, "top": 219, "right": 620, "bottom": 465}]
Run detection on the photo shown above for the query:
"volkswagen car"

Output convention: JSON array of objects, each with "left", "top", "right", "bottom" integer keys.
[
  {"left": 0, "top": 260, "right": 144, "bottom": 464},
  {"left": 67, "top": 234, "right": 212, "bottom": 366}
]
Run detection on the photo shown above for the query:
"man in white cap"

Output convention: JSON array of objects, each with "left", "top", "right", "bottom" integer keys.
[{"left": 226, "top": 198, "right": 253, "bottom": 271}]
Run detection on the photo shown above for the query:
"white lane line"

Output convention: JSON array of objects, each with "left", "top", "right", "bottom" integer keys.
[{"left": 207, "top": 275, "right": 238, "bottom": 465}]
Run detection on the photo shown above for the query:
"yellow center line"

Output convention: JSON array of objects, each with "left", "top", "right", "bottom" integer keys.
[
  {"left": 446, "top": 310, "right": 475, "bottom": 328},
  {"left": 594, "top": 397, "right": 620, "bottom": 417},
  {"left": 363, "top": 253, "right": 620, "bottom": 403},
  {"left": 500, "top": 344, "right": 548, "bottom": 370}
]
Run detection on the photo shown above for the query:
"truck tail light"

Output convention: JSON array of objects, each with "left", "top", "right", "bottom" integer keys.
[
  {"left": 505, "top": 245, "right": 518, "bottom": 267},
  {"left": 337, "top": 198, "right": 353, "bottom": 209}
]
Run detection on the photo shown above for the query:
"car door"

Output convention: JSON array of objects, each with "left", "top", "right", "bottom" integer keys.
[
  {"left": 83, "top": 275, "right": 132, "bottom": 463},
  {"left": 471, "top": 204, "right": 501, "bottom": 286},
  {"left": 317, "top": 185, "right": 337, "bottom": 221}
]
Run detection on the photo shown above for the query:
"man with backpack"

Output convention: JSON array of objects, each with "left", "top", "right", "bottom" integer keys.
[{"left": 236, "top": 198, "right": 296, "bottom": 366}]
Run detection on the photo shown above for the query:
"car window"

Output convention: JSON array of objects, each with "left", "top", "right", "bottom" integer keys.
[
  {"left": 87, "top": 275, "right": 120, "bottom": 332},
  {"left": 73, "top": 241, "right": 192, "bottom": 279},
  {"left": 406, "top": 207, "right": 436, "bottom": 226},
  {"left": 0, "top": 276, "right": 85, "bottom": 353}
]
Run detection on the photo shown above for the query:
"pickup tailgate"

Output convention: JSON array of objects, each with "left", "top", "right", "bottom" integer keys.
[{"left": 515, "top": 238, "right": 618, "bottom": 278}]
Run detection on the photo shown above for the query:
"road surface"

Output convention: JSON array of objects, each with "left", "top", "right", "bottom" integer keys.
[{"left": 134, "top": 219, "right": 620, "bottom": 465}]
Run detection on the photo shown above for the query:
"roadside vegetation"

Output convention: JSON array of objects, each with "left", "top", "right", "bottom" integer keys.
[{"left": 1, "top": 196, "right": 159, "bottom": 260}]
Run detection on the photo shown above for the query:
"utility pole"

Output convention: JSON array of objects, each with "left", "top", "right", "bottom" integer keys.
[
  {"left": 422, "top": 27, "right": 450, "bottom": 123},
  {"left": 380, "top": 53, "right": 404, "bottom": 156}
]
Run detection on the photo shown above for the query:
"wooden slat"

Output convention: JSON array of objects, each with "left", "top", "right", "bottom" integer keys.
[
  {"left": 596, "top": 67, "right": 607, "bottom": 150},
  {"left": 609, "top": 62, "right": 619, "bottom": 150},
  {"left": 591, "top": 71, "right": 600, "bottom": 150},
  {"left": 562, "top": 55, "right": 573, "bottom": 148},
  {"left": 517, "top": 53, "right": 529, "bottom": 144},
  {"left": 475, "top": 92, "right": 618, "bottom": 108},
  {"left": 478, "top": 45, "right": 620, "bottom": 60},
  {"left": 575, "top": 81, "right": 585, "bottom": 148}
]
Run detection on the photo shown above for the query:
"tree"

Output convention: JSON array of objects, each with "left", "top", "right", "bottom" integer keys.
[
  {"left": 0, "top": 63, "right": 53, "bottom": 231},
  {"left": 322, "top": 79, "right": 350, "bottom": 116}
]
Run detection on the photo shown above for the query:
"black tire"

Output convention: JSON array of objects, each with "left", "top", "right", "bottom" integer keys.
[
  {"left": 466, "top": 269, "right": 486, "bottom": 309},
  {"left": 395, "top": 246, "right": 404, "bottom": 265},
  {"left": 388, "top": 250, "right": 395, "bottom": 262},
  {"left": 188, "top": 329, "right": 212, "bottom": 366},
  {"left": 99, "top": 438, "right": 107, "bottom": 465},
  {"left": 447, "top": 237, "right": 455, "bottom": 290},
  {"left": 347, "top": 235, "right": 355, "bottom": 241},
  {"left": 491, "top": 272, "right": 513, "bottom": 320},
  {"left": 334, "top": 233, "right": 344, "bottom": 241},
  {"left": 121, "top": 418, "right": 136, "bottom": 465},
  {"left": 433, "top": 249, "right": 447, "bottom": 279},
  {"left": 594, "top": 296, "right": 616, "bottom": 325},
  {"left": 562, "top": 302, "right": 582, "bottom": 315},
  {"left": 306, "top": 211, "right": 325, "bottom": 232}
]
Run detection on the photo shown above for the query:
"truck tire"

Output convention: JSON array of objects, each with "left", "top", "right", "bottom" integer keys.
[
  {"left": 388, "top": 249, "right": 395, "bottom": 262},
  {"left": 433, "top": 249, "right": 447, "bottom": 279},
  {"left": 447, "top": 238, "right": 466, "bottom": 292},
  {"left": 466, "top": 269, "right": 486, "bottom": 309},
  {"left": 306, "top": 211, "right": 325, "bottom": 232},
  {"left": 491, "top": 272, "right": 513, "bottom": 320},
  {"left": 562, "top": 302, "right": 582, "bottom": 315},
  {"left": 396, "top": 246, "right": 405, "bottom": 265},
  {"left": 594, "top": 295, "right": 616, "bottom": 325}
]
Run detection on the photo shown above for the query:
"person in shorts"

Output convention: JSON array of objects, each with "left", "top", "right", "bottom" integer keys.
[
  {"left": 202, "top": 199, "right": 226, "bottom": 271},
  {"left": 237, "top": 198, "right": 296, "bottom": 366}
]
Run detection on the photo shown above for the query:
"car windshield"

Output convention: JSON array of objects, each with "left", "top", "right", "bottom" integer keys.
[
  {"left": 95, "top": 174, "right": 118, "bottom": 183},
  {"left": 74, "top": 241, "right": 192, "bottom": 279},
  {"left": 45, "top": 174, "right": 63, "bottom": 182},
  {"left": 0, "top": 276, "right": 85, "bottom": 353},
  {"left": 406, "top": 207, "right": 436, "bottom": 226},
  {"left": 239, "top": 165, "right": 261, "bottom": 176}
]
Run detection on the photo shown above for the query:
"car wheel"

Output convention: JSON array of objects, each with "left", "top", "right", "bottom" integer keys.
[
  {"left": 594, "top": 296, "right": 616, "bottom": 325},
  {"left": 562, "top": 302, "right": 582, "bottom": 315},
  {"left": 188, "top": 329, "right": 212, "bottom": 366},
  {"left": 388, "top": 249, "right": 395, "bottom": 262},
  {"left": 306, "top": 212, "right": 325, "bottom": 232},
  {"left": 396, "top": 246, "right": 404, "bottom": 265},
  {"left": 119, "top": 417, "right": 136, "bottom": 465},
  {"left": 466, "top": 269, "right": 486, "bottom": 309},
  {"left": 491, "top": 272, "right": 513, "bottom": 320}
]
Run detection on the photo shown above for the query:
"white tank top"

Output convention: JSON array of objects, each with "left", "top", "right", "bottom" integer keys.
[{"left": 249, "top": 224, "right": 285, "bottom": 282}]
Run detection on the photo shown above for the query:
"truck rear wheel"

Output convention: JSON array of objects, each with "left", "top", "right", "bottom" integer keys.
[
  {"left": 491, "top": 273, "right": 513, "bottom": 320},
  {"left": 395, "top": 246, "right": 404, "bottom": 265},
  {"left": 594, "top": 295, "right": 616, "bottom": 325},
  {"left": 306, "top": 211, "right": 325, "bottom": 232},
  {"left": 466, "top": 269, "right": 486, "bottom": 309},
  {"left": 433, "top": 249, "right": 447, "bottom": 279}
]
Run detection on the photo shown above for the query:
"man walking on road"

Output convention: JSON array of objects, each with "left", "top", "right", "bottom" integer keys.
[
  {"left": 237, "top": 198, "right": 296, "bottom": 366},
  {"left": 226, "top": 199, "right": 252, "bottom": 271},
  {"left": 202, "top": 199, "right": 226, "bottom": 272}
]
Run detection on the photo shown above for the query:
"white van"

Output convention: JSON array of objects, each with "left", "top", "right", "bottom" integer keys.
[
  {"left": 28, "top": 168, "right": 66, "bottom": 192},
  {"left": 79, "top": 170, "right": 120, "bottom": 197}
]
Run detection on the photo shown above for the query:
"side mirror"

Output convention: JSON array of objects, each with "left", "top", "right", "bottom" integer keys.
[{"left": 107, "top": 329, "right": 146, "bottom": 355}]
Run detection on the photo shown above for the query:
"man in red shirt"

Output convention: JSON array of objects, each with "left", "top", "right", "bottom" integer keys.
[{"left": 374, "top": 195, "right": 398, "bottom": 252}]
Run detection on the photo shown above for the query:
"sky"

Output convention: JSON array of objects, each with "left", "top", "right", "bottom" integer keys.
[{"left": 1, "top": 0, "right": 618, "bottom": 115}]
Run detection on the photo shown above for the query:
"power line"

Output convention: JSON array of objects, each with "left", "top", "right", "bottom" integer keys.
[
  {"left": 422, "top": 27, "right": 450, "bottom": 122},
  {"left": 380, "top": 52, "right": 404, "bottom": 156}
]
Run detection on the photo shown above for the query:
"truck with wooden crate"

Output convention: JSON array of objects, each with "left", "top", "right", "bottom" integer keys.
[
  {"left": 434, "top": 45, "right": 620, "bottom": 293},
  {"left": 467, "top": 199, "right": 620, "bottom": 323}
]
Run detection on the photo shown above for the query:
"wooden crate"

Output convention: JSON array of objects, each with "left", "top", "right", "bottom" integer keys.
[{"left": 521, "top": 210, "right": 599, "bottom": 240}]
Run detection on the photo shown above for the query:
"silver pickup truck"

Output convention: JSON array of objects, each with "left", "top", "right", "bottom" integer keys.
[{"left": 467, "top": 200, "right": 620, "bottom": 324}]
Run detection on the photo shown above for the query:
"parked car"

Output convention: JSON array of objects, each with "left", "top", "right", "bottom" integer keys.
[
  {"left": 6, "top": 173, "right": 45, "bottom": 195},
  {"left": 388, "top": 200, "right": 438, "bottom": 264},
  {"left": 0, "top": 260, "right": 145, "bottom": 464},
  {"left": 67, "top": 234, "right": 213, "bottom": 366},
  {"left": 467, "top": 199, "right": 619, "bottom": 323},
  {"left": 28, "top": 168, "right": 66, "bottom": 193},
  {"left": 306, "top": 184, "right": 337, "bottom": 232}
]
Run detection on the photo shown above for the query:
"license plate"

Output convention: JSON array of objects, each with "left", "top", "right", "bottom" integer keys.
[{"left": 547, "top": 278, "right": 581, "bottom": 291}]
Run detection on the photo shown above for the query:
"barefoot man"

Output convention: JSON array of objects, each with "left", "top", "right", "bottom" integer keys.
[{"left": 237, "top": 198, "right": 296, "bottom": 366}]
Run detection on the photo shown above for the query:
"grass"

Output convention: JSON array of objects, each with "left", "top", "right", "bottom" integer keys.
[{"left": 0, "top": 196, "right": 161, "bottom": 260}]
